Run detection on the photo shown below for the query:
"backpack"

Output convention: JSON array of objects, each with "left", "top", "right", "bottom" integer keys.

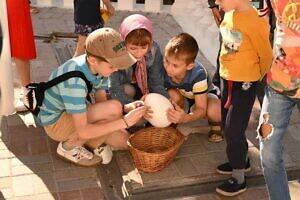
[{"left": 23, "top": 71, "right": 92, "bottom": 116}]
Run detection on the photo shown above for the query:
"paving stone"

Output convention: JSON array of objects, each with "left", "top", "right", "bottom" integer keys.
[
  {"left": 12, "top": 175, "right": 35, "bottom": 196},
  {"left": 58, "top": 190, "right": 81, "bottom": 200},
  {"left": 287, "top": 124, "right": 300, "bottom": 142},
  {"left": 0, "top": 142, "right": 8, "bottom": 150},
  {"left": 191, "top": 153, "right": 227, "bottom": 174},
  {"left": 11, "top": 162, "right": 53, "bottom": 176},
  {"left": 290, "top": 180, "right": 300, "bottom": 200},
  {"left": 0, "top": 188, "right": 14, "bottom": 199},
  {"left": 0, "top": 159, "right": 11, "bottom": 177},
  {"left": 80, "top": 187, "right": 105, "bottom": 200},
  {"left": 47, "top": 140, "right": 59, "bottom": 153},
  {"left": 0, "top": 150, "right": 13, "bottom": 159},
  {"left": 181, "top": 134, "right": 205, "bottom": 146},
  {"left": 138, "top": 163, "right": 181, "bottom": 187},
  {"left": 11, "top": 154, "right": 51, "bottom": 166},
  {"left": 4, "top": 115, "right": 25, "bottom": 127},
  {"left": 53, "top": 168, "right": 96, "bottom": 181},
  {"left": 34, "top": 193, "right": 57, "bottom": 200},
  {"left": 28, "top": 137, "right": 49, "bottom": 155},
  {"left": 238, "top": 186, "right": 269, "bottom": 200},
  {"left": 56, "top": 178, "right": 100, "bottom": 192},
  {"left": 51, "top": 153, "right": 72, "bottom": 170},
  {"left": 173, "top": 157, "right": 200, "bottom": 176},
  {"left": 289, "top": 151, "right": 300, "bottom": 162},
  {"left": 115, "top": 151, "right": 134, "bottom": 165},
  {"left": 26, "top": 162, "right": 53, "bottom": 174},
  {"left": 32, "top": 173, "right": 56, "bottom": 194},
  {"left": 12, "top": 165, "right": 33, "bottom": 176},
  {"left": 0, "top": 177, "right": 12, "bottom": 189},
  {"left": 177, "top": 144, "right": 207, "bottom": 157}
]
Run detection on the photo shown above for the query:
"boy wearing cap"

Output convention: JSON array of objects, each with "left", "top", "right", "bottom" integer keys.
[{"left": 35, "top": 28, "right": 146, "bottom": 167}]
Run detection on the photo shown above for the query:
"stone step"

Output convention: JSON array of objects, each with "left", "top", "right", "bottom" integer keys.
[{"left": 96, "top": 118, "right": 300, "bottom": 200}]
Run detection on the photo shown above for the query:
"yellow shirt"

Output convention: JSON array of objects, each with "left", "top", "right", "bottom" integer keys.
[{"left": 219, "top": 8, "right": 273, "bottom": 82}]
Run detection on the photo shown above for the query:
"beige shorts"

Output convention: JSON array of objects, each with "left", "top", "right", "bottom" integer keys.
[{"left": 44, "top": 112, "right": 106, "bottom": 149}]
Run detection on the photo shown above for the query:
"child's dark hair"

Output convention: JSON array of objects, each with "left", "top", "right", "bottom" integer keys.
[
  {"left": 165, "top": 33, "right": 199, "bottom": 64},
  {"left": 125, "top": 28, "right": 152, "bottom": 46}
]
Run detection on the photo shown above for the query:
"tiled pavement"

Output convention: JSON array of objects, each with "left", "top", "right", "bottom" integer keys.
[{"left": 0, "top": 7, "right": 300, "bottom": 200}]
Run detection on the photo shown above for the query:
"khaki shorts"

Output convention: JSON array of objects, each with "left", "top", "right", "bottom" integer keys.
[{"left": 44, "top": 112, "right": 106, "bottom": 149}]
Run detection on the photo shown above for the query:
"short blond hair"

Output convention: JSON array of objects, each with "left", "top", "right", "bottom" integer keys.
[{"left": 165, "top": 33, "right": 199, "bottom": 64}]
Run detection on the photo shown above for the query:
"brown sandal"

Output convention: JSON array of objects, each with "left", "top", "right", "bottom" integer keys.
[
  {"left": 208, "top": 130, "right": 223, "bottom": 143},
  {"left": 208, "top": 121, "right": 223, "bottom": 143}
]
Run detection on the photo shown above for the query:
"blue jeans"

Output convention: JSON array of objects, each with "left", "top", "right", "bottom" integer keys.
[{"left": 258, "top": 86, "right": 300, "bottom": 200}]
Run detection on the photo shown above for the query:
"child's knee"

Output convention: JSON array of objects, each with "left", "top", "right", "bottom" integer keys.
[{"left": 108, "top": 100, "right": 123, "bottom": 117}]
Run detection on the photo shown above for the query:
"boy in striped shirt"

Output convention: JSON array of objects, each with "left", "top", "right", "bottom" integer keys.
[{"left": 36, "top": 28, "right": 147, "bottom": 167}]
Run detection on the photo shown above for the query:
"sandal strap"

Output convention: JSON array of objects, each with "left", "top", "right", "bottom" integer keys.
[
  {"left": 208, "top": 129, "right": 223, "bottom": 136},
  {"left": 208, "top": 121, "right": 221, "bottom": 126}
]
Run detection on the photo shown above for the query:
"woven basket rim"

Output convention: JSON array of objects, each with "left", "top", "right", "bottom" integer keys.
[{"left": 127, "top": 126, "right": 184, "bottom": 155}]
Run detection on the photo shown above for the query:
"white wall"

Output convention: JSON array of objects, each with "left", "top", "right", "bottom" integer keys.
[{"left": 170, "top": 0, "right": 219, "bottom": 67}]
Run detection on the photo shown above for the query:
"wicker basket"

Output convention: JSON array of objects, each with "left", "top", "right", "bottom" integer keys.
[{"left": 127, "top": 126, "right": 184, "bottom": 173}]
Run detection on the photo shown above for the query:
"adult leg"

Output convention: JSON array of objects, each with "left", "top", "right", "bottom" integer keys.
[
  {"left": 73, "top": 35, "right": 86, "bottom": 57},
  {"left": 258, "top": 87, "right": 296, "bottom": 200},
  {"left": 14, "top": 58, "right": 30, "bottom": 87},
  {"left": 14, "top": 58, "right": 31, "bottom": 111}
]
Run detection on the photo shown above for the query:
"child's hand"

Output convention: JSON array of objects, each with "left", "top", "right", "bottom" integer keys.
[
  {"left": 107, "top": 5, "right": 115, "bottom": 16},
  {"left": 124, "top": 106, "right": 147, "bottom": 127},
  {"left": 103, "top": 0, "right": 115, "bottom": 16},
  {"left": 124, "top": 101, "right": 145, "bottom": 113},
  {"left": 144, "top": 106, "right": 153, "bottom": 121},
  {"left": 167, "top": 101, "right": 186, "bottom": 124},
  {"left": 140, "top": 94, "right": 147, "bottom": 101}
]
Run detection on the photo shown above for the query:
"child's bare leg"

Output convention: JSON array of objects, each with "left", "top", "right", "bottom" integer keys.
[
  {"left": 74, "top": 35, "right": 86, "bottom": 57},
  {"left": 168, "top": 88, "right": 185, "bottom": 108},
  {"left": 207, "top": 93, "right": 223, "bottom": 142},
  {"left": 104, "top": 130, "right": 129, "bottom": 149},
  {"left": 85, "top": 100, "right": 128, "bottom": 149}
]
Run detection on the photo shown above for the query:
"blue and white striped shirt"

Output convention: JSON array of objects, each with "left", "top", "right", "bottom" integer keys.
[{"left": 36, "top": 54, "right": 108, "bottom": 126}]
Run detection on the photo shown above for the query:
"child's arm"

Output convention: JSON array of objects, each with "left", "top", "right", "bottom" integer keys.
[
  {"left": 102, "top": 0, "right": 115, "bottom": 16},
  {"left": 249, "top": 20, "right": 273, "bottom": 79},
  {"left": 168, "top": 93, "right": 207, "bottom": 124},
  {"left": 71, "top": 106, "right": 147, "bottom": 140},
  {"left": 94, "top": 90, "right": 107, "bottom": 102},
  {"left": 147, "top": 42, "right": 169, "bottom": 98}
]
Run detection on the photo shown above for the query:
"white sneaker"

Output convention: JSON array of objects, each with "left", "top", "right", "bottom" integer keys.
[
  {"left": 94, "top": 145, "right": 113, "bottom": 164},
  {"left": 15, "top": 88, "right": 28, "bottom": 112},
  {"left": 57, "top": 142, "right": 102, "bottom": 167},
  {"left": 15, "top": 98, "right": 27, "bottom": 112}
]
